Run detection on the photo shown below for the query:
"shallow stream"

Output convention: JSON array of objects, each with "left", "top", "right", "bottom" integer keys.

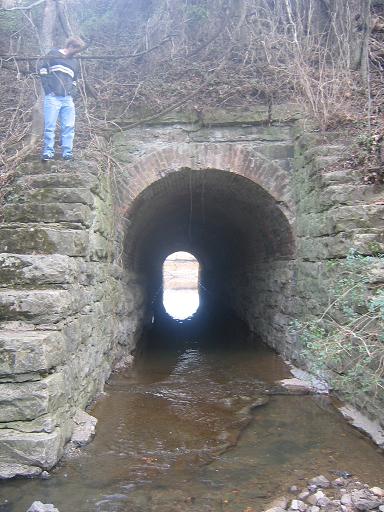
[{"left": 1, "top": 315, "right": 384, "bottom": 512}]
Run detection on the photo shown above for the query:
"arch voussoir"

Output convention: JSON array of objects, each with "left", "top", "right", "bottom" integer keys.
[{"left": 119, "top": 143, "right": 294, "bottom": 218}]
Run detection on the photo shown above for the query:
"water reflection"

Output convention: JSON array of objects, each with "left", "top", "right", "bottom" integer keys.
[
  {"left": 163, "top": 289, "right": 199, "bottom": 319},
  {"left": 1, "top": 318, "right": 384, "bottom": 512}
]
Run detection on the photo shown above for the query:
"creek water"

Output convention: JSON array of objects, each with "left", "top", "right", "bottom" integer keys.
[{"left": 1, "top": 311, "right": 384, "bottom": 512}]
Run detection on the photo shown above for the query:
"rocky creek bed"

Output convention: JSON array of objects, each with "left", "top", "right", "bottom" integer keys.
[
  {"left": 263, "top": 475, "right": 384, "bottom": 512},
  {"left": 22, "top": 475, "right": 384, "bottom": 512}
]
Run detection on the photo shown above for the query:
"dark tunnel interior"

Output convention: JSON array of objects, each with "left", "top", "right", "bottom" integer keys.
[{"left": 124, "top": 169, "right": 294, "bottom": 336}]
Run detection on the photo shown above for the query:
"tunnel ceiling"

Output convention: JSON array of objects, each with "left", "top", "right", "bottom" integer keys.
[{"left": 125, "top": 169, "right": 294, "bottom": 275}]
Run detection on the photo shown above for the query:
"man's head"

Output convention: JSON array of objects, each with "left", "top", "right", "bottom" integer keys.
[{"left": 64, "top": 37, "right": 86, "bottom": 56}]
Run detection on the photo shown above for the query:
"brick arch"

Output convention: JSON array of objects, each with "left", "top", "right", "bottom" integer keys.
[{"left": 117, "top": 143, "right": 294, "bottom": 220}]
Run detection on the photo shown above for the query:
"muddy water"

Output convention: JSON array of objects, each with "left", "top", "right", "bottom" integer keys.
[{"left": 1, "top": 318, "right": 384, "bottom": 512}]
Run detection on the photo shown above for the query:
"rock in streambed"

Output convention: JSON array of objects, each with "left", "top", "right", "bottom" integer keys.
[{"left": 262, "top": 474, "right": 384, "bottom": 512}]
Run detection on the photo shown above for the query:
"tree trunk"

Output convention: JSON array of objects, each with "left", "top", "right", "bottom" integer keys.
[
  {"left": 40, "top": 0, "right": 57, "bottom": 53},
  {"left": 329, "top": 0, "right": 371, "bottom": 75},
  {"left": 56, "top": 0, "right": 74, "bottom": 37},
  {"left": 32, "top": 0, "right": 56, "bottom": 148},
  {"left": 359, "top": 0, "right": 372, "bottom": 80}
]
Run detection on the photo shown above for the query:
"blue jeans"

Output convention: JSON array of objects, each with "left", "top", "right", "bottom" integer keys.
[{"left": 43, "top": 94, "right": 75, "bottom": 157}]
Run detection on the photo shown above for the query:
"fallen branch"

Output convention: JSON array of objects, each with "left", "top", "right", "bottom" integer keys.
[{"left": 0, "top": 36, "right": 172, "bottom": 61}]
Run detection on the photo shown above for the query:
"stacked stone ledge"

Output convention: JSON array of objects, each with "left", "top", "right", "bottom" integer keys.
[
  {"left": 1, "top": 115, "right": 383, "bottom": 479},
  {"left": 0, "top": 161, "right": 144, "bottom": 478}
]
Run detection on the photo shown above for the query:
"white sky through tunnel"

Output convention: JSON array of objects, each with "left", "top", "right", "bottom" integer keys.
[{"left": 163, "top": 252, "right": 199, "bottom": 320}]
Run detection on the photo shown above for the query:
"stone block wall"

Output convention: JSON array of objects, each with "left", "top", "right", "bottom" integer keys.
[
  {"left": 293, "top": 129, "right": 384, "bottom": 330},
  {"left": 292, "top": 130, "right": 384, "bottom": 424},
  {"left": 294, "top": 131, "right": 384, "bottom": 260},
  {"left": 217, "top": 125, "right": 384, "bottom": 429},
  {"left": 1, "top": 110, "right": 383, "bottom": 477},
  {"left": 0, "top": 161, "right": 144, "bottom": 478},
  {"left": 220, "top": 260, "right": 297, "bottom": 358}
]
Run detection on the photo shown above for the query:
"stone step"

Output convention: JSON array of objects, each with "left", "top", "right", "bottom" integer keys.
[
  {"left": 297, "top": 205, "right": 384, "bottom": 238},
  {"left": 5, "top": 187, "right": 95, "bottom": 207},
  {"left": 0, "top": 412, "right": 62, "bottom": 435},
  {"left": 0, "top": 330, "right": 65, "bottom": 377},
  {"left": 7, "top": 171, "right": 100, "bottom": 196},
  {"left": 298, "top": 229, "right": 384, "bottom": 260},
  {"left": 0, "top": 224, "right": 89, "bottom": 256},
  {"left": 303, "top": 144, "right": 347, "bottom": 163},
  {"left": 298, "top": 184, "right": 382, "bottom": 213},
  {"left": 13, "top": 158, "right": 97, "bottom": 177},
  {"left": 0, "top": 427, "right": 64, "bottom": 477},
  {"left": 0, "top": 289, "right": 83, "bottom": 323},
  {"left": 0, "top": 253, "right": 79, "bottom": 287},
  {"left": 321, "top": 169, "right": 361, "bottom": 185},
  {"left": 2, "top": 203, "right": 93, "bottom": 228},
  {"left": 0, "top": 373, "right": 65, "bottom": 422}
]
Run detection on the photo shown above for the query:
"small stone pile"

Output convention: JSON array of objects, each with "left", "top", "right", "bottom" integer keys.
[{"left": 263, "top": 475, "right": 384, "bottom": 512}]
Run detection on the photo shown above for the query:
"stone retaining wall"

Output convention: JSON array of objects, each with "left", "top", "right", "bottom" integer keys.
[
  {"left": 0, "top": 162, "right": 144, "bottom": 478},
  {"left": 220, "top": 129, "right": 384, "bottom": 419},
  {"left": 0, "top": 108, "right": 383, "bottom": 477}
]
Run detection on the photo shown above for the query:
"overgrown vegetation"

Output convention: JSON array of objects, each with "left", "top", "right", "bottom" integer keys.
[
  {"left": 0, "top": 0, "right": 383, "bottom": 181},
  {"left": 294, "top": 250, "right": 384, "bottom": 403}
]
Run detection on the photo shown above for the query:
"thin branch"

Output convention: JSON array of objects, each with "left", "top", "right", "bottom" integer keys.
[
  {"left": 0, "top": 0, "right": 45, "bottom": 11},
  {"left": 0, "top": 36, "right": 172, "bottom": 61}
]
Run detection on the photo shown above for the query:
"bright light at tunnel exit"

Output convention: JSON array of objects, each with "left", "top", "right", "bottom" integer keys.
[{"left": 163, "top": 252, "right": 200, "bottom": 320}]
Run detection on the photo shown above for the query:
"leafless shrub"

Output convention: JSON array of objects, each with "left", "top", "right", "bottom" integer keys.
[{"left": 0, "top": 0, "right": 380, "bottom": 184}]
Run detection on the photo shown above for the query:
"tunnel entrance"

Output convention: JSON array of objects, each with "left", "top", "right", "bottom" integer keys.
[
  {"left": 125, "top": 168, "right": 295, "bottom": 352},
  {"left": 162, "top": 251, "right": 200, "bottom": 320}
]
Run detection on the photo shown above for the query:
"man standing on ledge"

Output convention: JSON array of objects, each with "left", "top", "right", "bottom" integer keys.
[{"left": 39, "top": 37, "right": 86, "bottom": 162}]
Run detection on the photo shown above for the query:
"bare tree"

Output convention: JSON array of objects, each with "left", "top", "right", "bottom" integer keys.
[{"left": 0, "top": 0, "right": 381, "bottom": 176}]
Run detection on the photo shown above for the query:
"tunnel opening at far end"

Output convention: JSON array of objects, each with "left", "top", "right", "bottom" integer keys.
[{"left": 162, "top": 251, "right": 200, "bottom": 320}]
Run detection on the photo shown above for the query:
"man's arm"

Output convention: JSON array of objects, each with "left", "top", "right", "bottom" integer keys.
[
  {"left": 38, "top": 50, "right": 53, "bottom": 94},
  {"left": 72, "top": 59, "right": 79, "bottom": 91}
]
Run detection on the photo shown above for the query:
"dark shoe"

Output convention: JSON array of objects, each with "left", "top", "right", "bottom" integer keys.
[
  {"left": 42, "top": 154, "right": 54, "bottom": 162},
  {"left": 62, "top": 154, "right": 73, "bottom": 161}
]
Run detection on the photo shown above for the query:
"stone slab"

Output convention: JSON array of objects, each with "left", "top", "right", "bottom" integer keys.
[
  {"left": 0, "top": 413, "right": 60, "bottom": 434},
  {"left": 0, "top": 373, "right": 65, "bottom": 421},
  {"left": 0, "top": 226, "right": 89, "bottom": 256},
  {"left": 297, "top": 205, "right": 384, "bottom": 238},
  {"left": 70, "top": 410, "right": 97, "bottom": 447},
  {"left": 188, "top": 125, "right": 293, "bottom": 143},
  {"left": 6, "top": 187, "right": 94, "bottom": 206},
  {"left": 14, "top": 172, "right": 99, "bottom": 191},
  {"left": 0, "top": 462, "right": 42, "bottom": 479},
  {"left": 0, "top": 428, "right": 64, "bottom": 476},
  {"left": 0, "top": 253, "right": 79, "bottom": 287},
  {"left": 339, "top": 405, "right": 384, "bottom": 447},
  {"left": 0, "top": 330, "right": 65, "bottom": 375},
  {"left": 0, "top": 289, "right": 81, "bottom": 323},
  {"left": 2, "top": 203, "right": 93, "bottom": 228},
  {"left": 298, "top": 230, "right": 384, "bottom": 260}
]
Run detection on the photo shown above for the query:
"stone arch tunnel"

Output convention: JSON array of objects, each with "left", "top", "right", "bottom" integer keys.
[
  {"left": 1, "top": 114, "right": 383, "bottom": 478},
  {"left": 124, "top": 167, "right": 295, "bottom": 331}
]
